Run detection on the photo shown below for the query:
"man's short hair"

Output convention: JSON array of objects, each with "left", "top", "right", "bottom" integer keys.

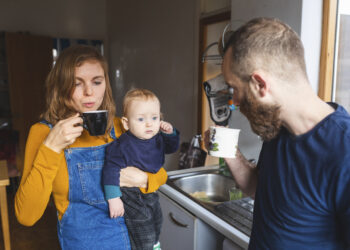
[{"left": 224, "top": 17, "right": 308, "bottom": 82}]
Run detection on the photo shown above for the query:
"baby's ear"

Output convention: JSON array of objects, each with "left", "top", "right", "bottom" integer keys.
[{"left": 121, "top": 117, "right": 129, "bottom": 130}]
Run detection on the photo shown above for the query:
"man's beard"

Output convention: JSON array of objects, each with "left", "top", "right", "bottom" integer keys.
[{"left": 239, "top": 87, "right": 282, "bottom": 141}]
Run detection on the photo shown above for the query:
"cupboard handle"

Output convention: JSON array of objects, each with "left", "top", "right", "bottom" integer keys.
[{"left": 169, "top": 212, "right": 188, "bottom": 228}]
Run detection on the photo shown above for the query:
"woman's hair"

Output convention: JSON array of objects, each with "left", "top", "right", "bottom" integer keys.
[
  {"left": 123, "top": 88, "right": 160, "bottom": 117},
  {"left": 224, "top": 17, "right": 308, "bottom": 83},
  {"left": 41, "top": 45, "right": 115, "bottom": 134}
]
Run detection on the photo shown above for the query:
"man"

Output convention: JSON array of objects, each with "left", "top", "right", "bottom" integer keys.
[{"left": 218, "top": 17, "right": 350, "bottom": 249}]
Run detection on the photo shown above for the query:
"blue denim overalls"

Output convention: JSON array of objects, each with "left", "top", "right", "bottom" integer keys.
[{"left": 41, "top": 121, "right": 131, "bottom": 250}]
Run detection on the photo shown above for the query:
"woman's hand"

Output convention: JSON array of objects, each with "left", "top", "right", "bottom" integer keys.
[
  {"left": 43, "top": 113, "right": 83, "bottom": 153},
  {"left": 120, "top": 167, "right": 148, "bottom": 188}
]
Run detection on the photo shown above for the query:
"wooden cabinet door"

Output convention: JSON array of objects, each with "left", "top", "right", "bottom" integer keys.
[{"left": 5, "top": 32, "right": 52, "bottom": 172}]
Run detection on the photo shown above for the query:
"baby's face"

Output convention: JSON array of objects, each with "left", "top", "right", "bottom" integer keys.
[{"left": 126, "top": 98, "right": 161, "bottom": 140}]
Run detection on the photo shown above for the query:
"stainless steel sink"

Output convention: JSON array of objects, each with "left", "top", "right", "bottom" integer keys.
[
  {"left": 165, "top": 168, "right": 253, "bottom": 237},
  {"left": 168, "top": 172, "right": 237, "bottom": 205}
]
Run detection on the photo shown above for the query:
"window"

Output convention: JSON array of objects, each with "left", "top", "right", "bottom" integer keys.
[{"left": 333, "top": 0, "right": 350, "bottom": 111}]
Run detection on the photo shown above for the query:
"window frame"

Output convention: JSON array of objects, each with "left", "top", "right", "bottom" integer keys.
[{"left": 318, "top": 0, "right": 338, "bottom": 102}]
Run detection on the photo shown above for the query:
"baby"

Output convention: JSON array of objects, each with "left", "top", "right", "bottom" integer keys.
[{"left": 103, "top": 88, "right": 180, "bottom": 250}]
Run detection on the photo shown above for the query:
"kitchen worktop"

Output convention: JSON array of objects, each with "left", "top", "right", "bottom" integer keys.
[{"left": 159, "top": 166, "right": 253, "bottom": 249}]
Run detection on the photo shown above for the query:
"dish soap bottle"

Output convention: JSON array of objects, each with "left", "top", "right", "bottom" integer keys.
[
  {"left": 219, "top": 157, "right": 231, "bottom": 177},
  {"left": 179, "top": 135, "right": 207, "bottom": 169}
]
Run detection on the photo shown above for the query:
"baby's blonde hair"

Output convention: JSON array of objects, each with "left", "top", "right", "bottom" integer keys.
[{"left": 123, "top": 88, "right": 160, "bottom": 117}]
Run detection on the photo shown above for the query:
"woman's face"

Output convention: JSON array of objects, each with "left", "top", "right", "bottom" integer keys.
[{"left": 71, "top": 60, "right": 106, "bottom": 113}]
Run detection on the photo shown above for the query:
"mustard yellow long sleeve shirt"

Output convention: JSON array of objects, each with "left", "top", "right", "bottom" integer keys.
[{"left": 15, "top": 118, "right": 168, "bottom": 226}]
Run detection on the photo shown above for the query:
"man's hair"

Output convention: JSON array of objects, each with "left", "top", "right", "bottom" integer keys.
[
  {"left": 41, "top": 44, "right": 115, "bottom": 134},
  {"left": 123, "top": 88, "right": 160, "bottom": 117},
  {"left": 224, "top": 17, "right": 307, "bottom": 82}
]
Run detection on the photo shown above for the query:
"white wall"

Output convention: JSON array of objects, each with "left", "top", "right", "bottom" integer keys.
[
  {"left": 201, "top": 0, "right": 231, "bottom": 14},
  {"left": 231, "top": 0, "right": 303, "bottom": 32},
  {"left": 300, "top": 0, "right": 323, "bottom": 93},
  {"left": 106, "top": 0, "right": 200, "bottom": 170},
  {"left": 0, "top": 0, "right": 106, "bottom": 40}
]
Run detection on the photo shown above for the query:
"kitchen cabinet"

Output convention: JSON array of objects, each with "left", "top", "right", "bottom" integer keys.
[
  {"left": 159, "top": 167, "right": 251, "bottom": 249},
  {"left": 1, "top": 32, "right": 52, "bottom": 172},
  {"left": 223, "top": 238, "right": 243, "bottom": 250},
  {"left": 159, "top": 192, "right": 224, "bottom": 250},
  {"left": 0, "top": 32, "right": 10, "bottom": 127}
]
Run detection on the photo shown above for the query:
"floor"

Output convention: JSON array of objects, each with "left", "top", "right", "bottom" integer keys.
[{"left": 0, "top": 180, "right": 60, "bottom": 250}]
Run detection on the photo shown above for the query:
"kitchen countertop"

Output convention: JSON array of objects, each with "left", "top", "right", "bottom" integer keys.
[{"left": 159, "top": 166, "right": 251, "bottom": 249}]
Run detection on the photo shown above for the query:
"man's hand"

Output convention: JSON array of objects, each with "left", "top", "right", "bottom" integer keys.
[
  {"left": 160, "top": 121, "right": 174, "bottom": 134},
  {"left": 203, "top": 129, "right": 210, "bottom": 151},
  {"left": 107, "top": 197, "right": 124, "bottom": 218},
  {"left": 203, "top": 126, "right": 226, "bottom": 152}
]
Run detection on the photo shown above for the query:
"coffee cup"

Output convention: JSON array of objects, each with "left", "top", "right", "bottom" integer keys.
[
  {"left": 209, "top": 126, "right": 240, "bottom": 158},
  {"left": 81, "top": 110, "right": 108, "bottom": 136}
]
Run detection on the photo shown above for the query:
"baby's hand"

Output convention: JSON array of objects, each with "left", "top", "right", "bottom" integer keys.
[
  {"left": 107, "top": 197, "right": 124, "bottom": 218},
  {"left": 160, "top": 121, "right": 174, "bottom": 134}
]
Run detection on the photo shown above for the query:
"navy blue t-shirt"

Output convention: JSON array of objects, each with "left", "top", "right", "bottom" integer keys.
[
  {"left": 249, "top": 103, "right": 350, "bottom": 249},
  {"left": 102, "top": 129, "right": 179, "bottom": 199}
]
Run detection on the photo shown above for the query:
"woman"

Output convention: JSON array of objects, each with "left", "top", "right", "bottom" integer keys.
[{"left": 14, "top": 45, "right": 167, "bottom": 250}]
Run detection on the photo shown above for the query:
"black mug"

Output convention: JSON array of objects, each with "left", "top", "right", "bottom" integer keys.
[{"left": 81, "top": 110, "right": 108, "bottom": 136}]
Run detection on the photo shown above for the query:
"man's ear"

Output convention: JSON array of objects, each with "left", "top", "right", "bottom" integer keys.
[
  {"left": 121, "top": 117, "right": 129, "bottom": 130},
  {"left": 251, "top": 72, "right": 269, "bottom": 97}
]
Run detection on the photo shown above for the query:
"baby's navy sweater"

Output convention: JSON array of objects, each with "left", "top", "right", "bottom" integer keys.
[{"left": 103, "top": 129, "right": 179, "bottom": 199}]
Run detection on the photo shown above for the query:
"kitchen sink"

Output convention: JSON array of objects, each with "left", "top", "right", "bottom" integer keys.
[
  {"left": 168, "top": 171, "right": 238, "bottom": 205},
  {"left": 164, "top": 167, "right": 254, "bottom": 237}
]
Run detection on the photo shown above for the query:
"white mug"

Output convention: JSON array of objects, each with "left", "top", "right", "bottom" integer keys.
[{"left": 209, "top": 126, "right": 240, "bottom": 158}]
